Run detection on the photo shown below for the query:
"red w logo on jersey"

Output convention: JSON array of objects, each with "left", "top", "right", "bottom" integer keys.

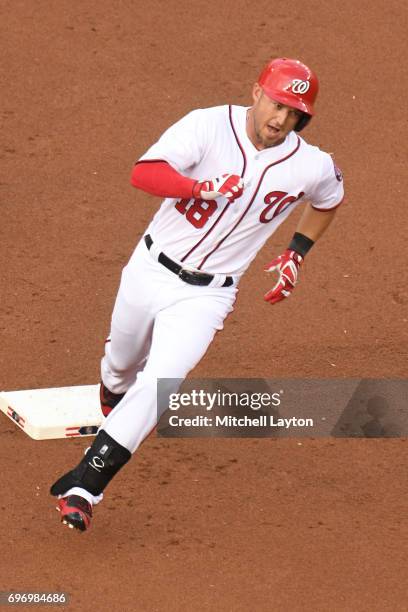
[{"left": 260, "top": 191, "right": 305, "bottom": 224}]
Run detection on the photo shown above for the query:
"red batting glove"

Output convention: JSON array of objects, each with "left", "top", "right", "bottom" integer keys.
[
  {"left": 264, "top": 249, "right": 303, "bottom": 305},
  {"left": 193, "top": 174, "right": 244, "bottom": 203}
]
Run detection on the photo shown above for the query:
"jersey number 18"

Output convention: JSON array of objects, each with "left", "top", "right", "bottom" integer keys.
[{"left": 175, "top": 198, "right": 218, "bottom": 229}]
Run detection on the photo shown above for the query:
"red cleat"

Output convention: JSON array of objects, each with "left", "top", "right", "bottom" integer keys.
[
  {"left": 56, "top": 495, "right": 92, "bottom": 532},
  {"left": 99, "top": 381, "right": 126, "bottom": 417}
]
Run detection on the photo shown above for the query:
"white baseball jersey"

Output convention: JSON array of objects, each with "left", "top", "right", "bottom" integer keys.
[{"left": 140, "top": 104, "right": 344, "bottom": 277}]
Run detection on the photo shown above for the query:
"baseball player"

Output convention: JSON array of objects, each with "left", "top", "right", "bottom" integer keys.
[{"left": 50, "top": 58, "right": 344, "bottom": 531}]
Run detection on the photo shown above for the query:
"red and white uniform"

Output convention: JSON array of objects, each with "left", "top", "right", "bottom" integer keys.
[
  {"left": 100, "top": 104, "right": 344, "bottom": 453},
  {"left": 141, "top": 105, "right": 343, "bottom": 275}
]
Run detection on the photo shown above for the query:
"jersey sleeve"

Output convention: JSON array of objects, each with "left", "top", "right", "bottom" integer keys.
[
  {"left": 309, "top": 152, "right": 344, "bottom": 210},
  {"left": 138, "top": 109, "right": 209, "bottom": 173}
]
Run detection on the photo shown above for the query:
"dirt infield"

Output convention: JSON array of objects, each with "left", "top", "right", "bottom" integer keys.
[{"left": 1, "top": 1, "right": 407, "bottom": 610}]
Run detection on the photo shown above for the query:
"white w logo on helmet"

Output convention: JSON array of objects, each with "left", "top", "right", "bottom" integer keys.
[{"left": 291, "top": 79, "right": 310, "bottom": 94}]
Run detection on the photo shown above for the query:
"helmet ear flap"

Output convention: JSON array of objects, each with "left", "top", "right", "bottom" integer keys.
[{"left": 295, "top": 113, "right": 311, "bottom": 132}]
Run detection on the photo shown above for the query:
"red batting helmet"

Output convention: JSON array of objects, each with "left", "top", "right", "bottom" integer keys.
[{"left": 257, "top": 58, "right": 319, "bottom": 131}]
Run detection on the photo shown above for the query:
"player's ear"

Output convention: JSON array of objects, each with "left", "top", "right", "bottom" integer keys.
[{"left": 252, "top": 82, "right": 263, "bottom": 104}]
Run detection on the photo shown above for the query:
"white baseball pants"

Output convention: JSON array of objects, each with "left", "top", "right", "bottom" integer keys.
[{"left": 100, "top": 238, "right": 238, "bottom": 453}]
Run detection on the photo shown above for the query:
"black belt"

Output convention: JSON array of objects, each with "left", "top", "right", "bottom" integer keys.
[{"left": 144, "top": 234, "right": 233, "bottom": 287}]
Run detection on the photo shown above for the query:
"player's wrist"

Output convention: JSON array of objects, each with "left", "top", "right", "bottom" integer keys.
[
  {"left": 192, "top": 180, "right": 201, "bottom": 199},
  {"left": 288, "top": 232, "right": 314, "bottom": 259}
]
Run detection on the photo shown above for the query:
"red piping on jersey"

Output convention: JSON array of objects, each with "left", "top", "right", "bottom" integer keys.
[
  {"left": 134, "top": 158, "right": 164, "bottom": 164},
  {"left": 180, "top": 105, "right": 247, "bottom": 263},
  {"left": 311, "top": 196, "right": 344, "bottom": 211},
  {"left": 180, "top": 204, "right": 232, "bottom": 262},
  {"left": 197, "top": 136, "right": 301, "bottom": 270},
  {"left": 228, "top": 105, "right": 247, "bottom": 177}
]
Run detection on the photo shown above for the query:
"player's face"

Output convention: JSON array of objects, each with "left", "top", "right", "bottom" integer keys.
[{"left": 247, "top": 83, "right": 302, "bottom": 149}]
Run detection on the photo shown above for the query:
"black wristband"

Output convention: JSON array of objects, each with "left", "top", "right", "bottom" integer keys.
[{"left": 288, "top": 232, "right": 315, "bottom": 258}]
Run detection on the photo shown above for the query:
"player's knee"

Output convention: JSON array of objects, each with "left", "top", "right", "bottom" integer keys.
[{"left": 143, "top": 361, "right": 191, "bottom": 381}]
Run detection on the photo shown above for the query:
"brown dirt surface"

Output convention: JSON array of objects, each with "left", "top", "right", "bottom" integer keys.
[{"left": 1, "top": 1, "right": 407, "bottom": 610}]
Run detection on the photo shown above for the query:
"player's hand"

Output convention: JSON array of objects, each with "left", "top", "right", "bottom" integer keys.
[
  {"left": 193, "top": 174, "right": 244, "bottom": 203},
  {"left": 264, "top": 249, "right": 303, "bottom": 305}
]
